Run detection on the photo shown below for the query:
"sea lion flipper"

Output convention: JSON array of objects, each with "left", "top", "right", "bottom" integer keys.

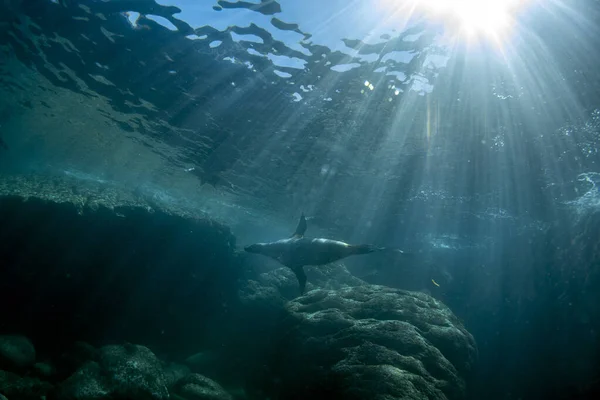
[
  {"left": 292, "top": 265, "right": 307, "bottom": 294},
  {"left": 351, "top": 245, "right": 414, "bottom": 257},
  {"left": 290, "top": 212, "right": 307, "bottom": 238},
  {"left": 350, "top": 244, "right": 382, "bottom": 255}
]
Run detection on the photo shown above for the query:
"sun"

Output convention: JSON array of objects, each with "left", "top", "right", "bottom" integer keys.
[
  {"left": 428, "top": 0, "right": 523, "bottom": 35},
  {"left": 381, "top": 0, "right": 529, "bottom": 39}
]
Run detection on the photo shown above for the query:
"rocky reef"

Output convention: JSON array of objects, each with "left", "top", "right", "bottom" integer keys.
[
  {"left": 0, "top": 173, "right": 477, "bottom": 400},
  {"left": 269, "top": 285, "right": 477, "bottom": 400},
  {"left": 0, "top": 335, "right": 231, "bottom": 400}
]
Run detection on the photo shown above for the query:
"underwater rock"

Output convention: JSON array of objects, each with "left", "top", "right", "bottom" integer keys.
[
  {"left": 304, "top": 262, "right": 367, "bottom": 291},
  {"left": 0, "top": 335, "right": 36, "bottom": 370},
  {"left": 56, "top": 342, "right": 98, "bottom": 380},
  {"left": 236, "top": 279, "right": 288, "bottom": 318},
  {"left": 0, "top": 369, "right": 53, "bottom": 399},
  {"left": 33, "top": 361, "right": 56, "bottom": 378},
  {"left": 172, "top": 373, "right": 232, "bottom": 400},
  {"left": 162, "top": 362, "right": 191, "bottom": 388},
  {"left": 217, "top": 263, "right": 369, "bottom": 395},
  {"left": 245, "top": 262, "right": 366, "bottom": 302},
  {"left": 182, "top": 348, "right": 251, "bottom": 393},
  {"left": 271, "top": 285, "right": 477, "bottom": 400},
  {"left": 242, "top": 270, "right": 296, "bottom": 303},
  {"left": 56, "top": 361, "right": 109, "bottom": 400},
  {"left": 0, "top": 173, "right": 238, "bottom": 356},
  {"left": 57, "top": 343, "right": 169, "bottom": 400}
]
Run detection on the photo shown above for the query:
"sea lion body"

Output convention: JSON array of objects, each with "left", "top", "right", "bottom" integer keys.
[
  {"left": 245, "top": 237, "right": 377, "bottom": 268},
  {"left": 244, "top": 214, "right": 390, "bottom": 294}
]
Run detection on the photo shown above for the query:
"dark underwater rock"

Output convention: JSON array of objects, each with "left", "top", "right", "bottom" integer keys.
[
  {"left": 57, "top": 343, "right": 169, "bottom": 400},
  {"left": 162, "top": 362, "right": 191, "bottom": 388},
  {"left": 0, "top": 369, "right": 53, "bottom": 399},
  {"left": 56, "top": 362, "right": 108, "bottom": 400},
  {"left": 0, "top": 173, "right": 238, "bottom": 356},
  {"left": 181, "top": 348, "right": 252, "bottom": 395},
  {"left": 0, "top": 335, "right": 36, "bottom": 371},
  {"left": 33, "top": 361, "right": 56, "bottom": 378},
  {"left": 172, "top": 373, "right": 232, "bottom": 400},
  {"left": 56, "top": 342, "right": 98, "bottom": 380},
  {"left": 271, "top": 285, "right": 477, "bottom": 400}
]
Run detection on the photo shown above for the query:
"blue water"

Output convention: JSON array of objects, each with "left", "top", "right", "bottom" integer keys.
[{"left": 0, "top": 1, "right": 599, "bottom": 399}]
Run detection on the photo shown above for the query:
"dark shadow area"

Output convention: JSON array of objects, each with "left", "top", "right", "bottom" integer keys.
[{"left": 0, "top": 174, "right": 238, "bottom": 359}]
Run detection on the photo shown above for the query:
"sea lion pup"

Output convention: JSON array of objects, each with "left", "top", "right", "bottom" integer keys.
[{"left": 244, "top": 213, "right": 408, "bottom": 294}]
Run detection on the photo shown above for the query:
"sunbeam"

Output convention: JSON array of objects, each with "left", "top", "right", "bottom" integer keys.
[
  {"left": 422, "top": 0, "right": 523, "bottom": 35},
  {"left": 381, "top": 0, "right": 533, "bottom": 41},
  {"left": 1, "top": 1, "right": 600, "bottom": 399}
]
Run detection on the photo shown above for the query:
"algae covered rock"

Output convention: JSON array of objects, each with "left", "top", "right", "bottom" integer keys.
[
  {"left": 173, "top": 373, "right": 232, "bottom": 400},
  {"left": 304, "top": 262, "right": 367, "bottom": 291},
  {"left": 0, "top": 335, "right": 36, "bottom": 370},
  {"left": 271, "top": 285, "right": 477, "bottom": 400},
  {"left": 57, "top": 343, "right": 169, "bottom": 400},
  {"left": 57, "top": 362, "right": 109, "bottom": 400},
  {"left": 0, "top": 369, "right": 53, "bottom": 399}
]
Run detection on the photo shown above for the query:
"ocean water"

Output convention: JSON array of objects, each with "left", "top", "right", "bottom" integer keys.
[{"left": 0, "top": 1, "right": 599, "bottom": 399}]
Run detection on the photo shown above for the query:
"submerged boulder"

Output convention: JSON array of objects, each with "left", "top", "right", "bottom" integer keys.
[
  {"left": 162, "top": 362, "right": 191, "bottom": 388},
  {"left": 0, "top": 335, "right": 36, "bottom": 371},
  {"left": 203, "top": 261, "right": 371, "bottom": 394},
  {"left": 56, "top": 341, "right": 98, "bottom": 380},
  {"left": 172, "top": 373, "right": 232, "bottom": 400},
  {"left": 241, "top": 262, "right": 366, "bottom": 304},
  {"left": 270, "top": 285, "right": 477, "bottom": 400},
  {"left": 33, "top": 361, "right": 56, "bottom": 378},
  {"left": 57, "top": 343, "right": 169, "bottom": 400},
  {"left": 304, "top": 262, "right": 367, "bottom": 291},
  {"left": 56, "top": 362, "right": 108, "bottom": 400},
  {"left": 0, "top": 369, "right": 52, "bottom": 399}
]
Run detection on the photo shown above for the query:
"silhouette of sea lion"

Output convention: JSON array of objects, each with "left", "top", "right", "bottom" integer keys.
[{"left": 244, "top": 213, "right": 409, "bottom": 294}]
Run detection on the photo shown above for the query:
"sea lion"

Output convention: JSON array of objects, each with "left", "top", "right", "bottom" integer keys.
[{"left": 244, "top": 213, "right": 408, "bottom": 294}]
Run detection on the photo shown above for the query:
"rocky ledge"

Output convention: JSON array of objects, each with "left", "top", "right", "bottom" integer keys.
[{"left": 0, "top": 173, "right": 238, "bottom": 355}]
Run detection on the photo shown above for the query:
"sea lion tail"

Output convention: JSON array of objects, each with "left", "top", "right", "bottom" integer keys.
[
  {"left": 351, "top": 245, "right": 413, "bottom": 256},
  {"left": 350, "top": 244, "right": 385, "bottom": 255}
]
